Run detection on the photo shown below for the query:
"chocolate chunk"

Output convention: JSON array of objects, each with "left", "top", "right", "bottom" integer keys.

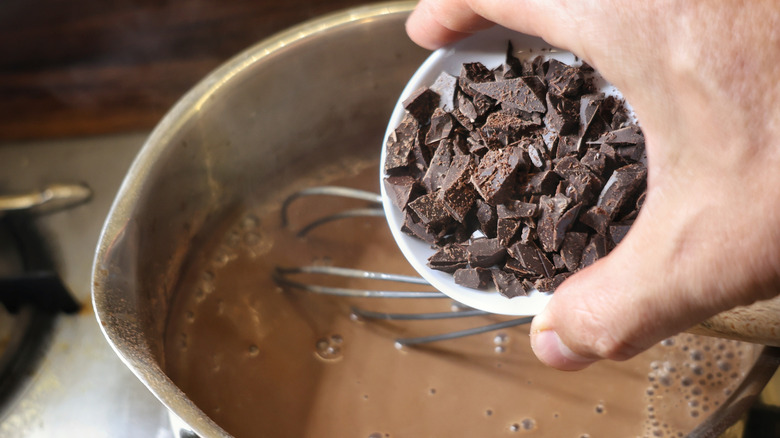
[
  {"left": 467, "top": 238, "right": 507, "bottom": 268},
  {"left": 422, "top": 140, "right": 453, "bottom": 192},
  {"left": 527, "top": 139, "right": 551, "bottom": 170},
  {"left": 609, "top": 223, "right": 632, "bottom": 245},
  {"left": 535, "top": 273, "right": 571, "bottom": 292},
  {"left": 537, "top": 193, "right": 571, "bottom": 252},
  {"left": 564, "top": 170, "right": 602, "bottom": 206},
  {"left": 504, "top": 258, "right": 538, "bottom": 277},
  {"left": 579, "top": 206, "right": 611, "bottom": 235},
  {"left": 555, "top": 134, "right": 581, "bottom": 158},
  {"left": 475, "top": 199, "right": 498, "bottom": 237},
  {"left": 425, "top": 108, "right": 455, "bottom": 145},
  {"left": 459, "top": 62, "right": 494, "bottom": 97},
  {"left": 496, "top": 217, "right": 521, "bottom": 247},
  {"left": 470, "top": 145, "right": 526, "bottom": 205},
  {"left": 594, "top": 125, "right": 645, "bottom": 147},
  {"left": 471, "top": 77, "right": 547, "bottom": 113},
  {"left": 480, "top": 111, "right": 529, "bottom": 148},
  {"left": 401, "top": 210, "right": 437, "bottom": 244},
  {"left": 430, "top": 72, "right": 458, "bottom": 112},
  {"left": 451, "top": 107, "right": 475, "bottom": 131},
  {"left": 525, "top": 170, "right": 560, "bottom": 194},
  {"left": 408, "top": 192, "right": 453, "bottom": 229},
  {"left": 498, "top": 200, "right": 539, "bottom": 219},
  {"left": 579, "top": 234, "right": 611, "bottom": 269},
  {"left": 384, "top": 114, "right": 418, "bottom": 174},
  {"left": 472, "top": 92, "right": 496, "bottom": 118},
  {"left": 428, "top": 243, "right": 468, "bottom": 273},
  {"left": 454, "top": 267, "right": 493, "bottom": 289},
  {"left": 545, "top": 92, "right": 579, "bottom": 135},
  {"left": 545, "top": 59, "right": 584, "bottom": 97},
  {"left": 496, "top": 201, "right": 539, "bottom": 246},
  {"left": 403, "top": 87, "right": 440, "bottom": 123},
  {"left": 491, "top": 269, "right": 529, "bottom": 298},
  {"left": 560, "top": 231, "right": 588, "bottom": 271},
  {"left": 457, "top": 92, "right": 479, "bottom": 122},
  {"left": 384, "top": 175, "right": 422, "bottom": 210},
  {"left": 598, "top": 163, "right": 647, "bottom": 219},
  {"left": 439, "top": 155, "right": 476, "bottom": 222},
  {"left": 507, "top": 241, "right": 554, "bottom": 278},
  {"left": 580, "top": 147, "right": 609, "bottom": 175}
]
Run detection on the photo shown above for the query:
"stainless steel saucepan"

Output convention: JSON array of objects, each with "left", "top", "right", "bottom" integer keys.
[{"left": 92, "top": 3, "right": 779, "bottom": 437}]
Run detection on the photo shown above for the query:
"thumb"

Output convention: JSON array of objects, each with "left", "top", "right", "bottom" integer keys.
[{"left": 528, "top": 193, "right": 726, "bottom": 371}]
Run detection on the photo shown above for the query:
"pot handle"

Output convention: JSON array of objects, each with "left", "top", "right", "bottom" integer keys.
[{"left": 688, "top": 295, "right": 780, "bottom": 346}]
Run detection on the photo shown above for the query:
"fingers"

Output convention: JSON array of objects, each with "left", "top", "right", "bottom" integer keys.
[
  {"left": 527, "top": 178, "right": 780, "bottom": 371},
  {"left": 405, "top": 0, "right": 493, "bottom": 50},
  {"left": 528, "top": 215, "right": 690, "bottom": 370},
  {"left": 406, "top": 0, "right": 585, "bottom": 53}
]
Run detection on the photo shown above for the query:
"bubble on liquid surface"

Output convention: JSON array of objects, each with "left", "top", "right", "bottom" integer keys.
[
  {"left": 240, "top": 214, "right": 259, "bottom": 230},
  {"left": 520, "top": 418, "right": 536, "bottom": 430},
  {"left": 247, "top": 345, "right": 259, "bottom": 358},
  {"left": 315, "top": 335, "right": 344, "bottom": 361}
]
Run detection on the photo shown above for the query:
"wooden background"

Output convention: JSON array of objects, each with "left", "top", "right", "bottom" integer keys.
[{"left": 0, "top": 0, "right": 372, "bottom": 141}]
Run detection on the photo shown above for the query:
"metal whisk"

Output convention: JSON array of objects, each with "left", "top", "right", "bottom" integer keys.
[{"left": 273, "top": 186, "right": 532, "bottom": 346}]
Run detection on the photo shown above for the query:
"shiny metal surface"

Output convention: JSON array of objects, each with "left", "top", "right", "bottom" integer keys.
[
  {"left": 93, "top": 3, "right": 429, "bottom": 437},
  {"left": 90, "top": 2, "right": 779, "bottom": 438}
]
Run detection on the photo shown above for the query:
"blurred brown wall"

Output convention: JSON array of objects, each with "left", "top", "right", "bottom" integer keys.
[{"left": 0, "top": 0, "right": 369, "bottom": 141}]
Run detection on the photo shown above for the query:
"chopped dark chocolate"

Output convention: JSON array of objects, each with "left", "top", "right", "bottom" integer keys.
[
  {"left": 594, "top": 125, "right": 644, "bottom": 147},
  {"left": 475, "top": 199, "right": 498, "bottom": 237},
  {"left": 545, "top": 59, "right": 584, "bottom": 97},
  {"left": 545, "top": 92, "right": 579, "bottom": 135},
  {"left": 438, "top": 155, "right": 476, "bottom": 223},
  {"left": 580, "top": 206, "right": 611, "bottom": 235},
  {"left": 491, "top": 269, "right": 529, "bottom": 298},
  {"left": 403, "top": 87, "right": 440, "bottom": 123},
  {"left": 384, "top": 175, "right": 422, "bottom": 210},
  {"left": 454, "top": 267, "right": 493, "bottom": 289},
  {"left": 407, "top": 192, "right": 453, "bottom": 230},
  {"left": 470, "top": 145, "right": 526, "bottom": 205},
  {"left": 384, "top": 50, "right": 647, "bottom": 296},
  {"left": 425, "top": 108, "right": 455, "bottom": 145},
  {"left": 525, "top": 170, "right": 560, "bottom": 194},
  {"left": 609, "top": 223, "right": 632, "bottom": 245},
  {"left": 560, "top": 231, "right": 588, "bottom": 271},
  {"left": 430, "top": 72, "right": 458, "bottom": 112},
  {"left": 507, "top": 241, "right": 554, "bottom": 278},
  {"left": 384, "top": 113, "right": 418, "bottom": 174},
  {"left": 401, "top": 210, "right": 438, "bottom": 244},
  {"left": 467, "top": 238, "right": 507, "bottom": 268},
  {"left": 535, "top": 273, "right": 571, "bottom": 292},
  {"left": 471, "top": 77, "right": 547, "bottom": 113},
  {"left": 579, "top": 234, "right": 612, "bottom": 269},
  {"left": 598, "top": 163, "right": 647, "bottom": 219},
  {"left": 422, "top": 140, "right": 453, "bottom": 192},
  {"left": 428, "top": 243, "right": 468, "bottom": 273},
  {"left": 537, "top": 193, "right": 571, "bottom": 252}
]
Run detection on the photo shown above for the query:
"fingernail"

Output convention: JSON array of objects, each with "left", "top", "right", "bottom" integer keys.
[{"left": 530, "top": 329, "right": 597, "bottom": 371}]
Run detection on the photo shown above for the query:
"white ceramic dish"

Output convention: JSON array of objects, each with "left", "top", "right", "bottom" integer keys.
[{"left": 380, "top": 26, "right": 626, "bottom": 316}]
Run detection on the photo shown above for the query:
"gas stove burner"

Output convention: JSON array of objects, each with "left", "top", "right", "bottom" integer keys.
[{"left": 0, "top": 212, "right": 80, "bottom": 412}]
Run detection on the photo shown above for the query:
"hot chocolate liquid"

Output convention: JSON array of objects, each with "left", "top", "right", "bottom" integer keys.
[{"left": 164, "top": 163, "right": 758, "bottom": 438}]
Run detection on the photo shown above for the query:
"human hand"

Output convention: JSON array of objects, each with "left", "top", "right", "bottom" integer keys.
[{"left": 406, "top": 0, "right": 780, "bottom": 370}]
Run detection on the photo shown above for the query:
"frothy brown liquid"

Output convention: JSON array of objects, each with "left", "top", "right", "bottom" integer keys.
[{"left": 164, "top": 163, "right": 758, "bottom": 438}]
